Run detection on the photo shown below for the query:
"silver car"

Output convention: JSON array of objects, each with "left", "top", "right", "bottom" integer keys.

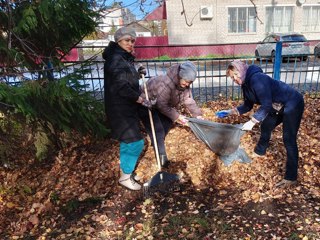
[{"left": 255, "top": 33, "right": 310, "bottom": 62}]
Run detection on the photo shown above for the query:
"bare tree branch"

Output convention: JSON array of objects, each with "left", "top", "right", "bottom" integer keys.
[{"left": 250, "top": 0, "right": 263, "bottom": 24}]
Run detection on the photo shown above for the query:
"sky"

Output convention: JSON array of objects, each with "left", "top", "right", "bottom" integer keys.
[{"left": 119, "top": 0, "right": 161, "bottom": 20}]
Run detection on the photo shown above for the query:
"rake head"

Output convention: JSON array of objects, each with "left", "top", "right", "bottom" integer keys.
[{"left": 143, "top": 171, "right": 180, "bottom": 198}]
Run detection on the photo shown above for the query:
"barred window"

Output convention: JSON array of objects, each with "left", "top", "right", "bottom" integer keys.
[
  {"left": 303, "top": 6, "right": 320, "bottom": 32},
  {"left": 265, "top": 6, "right": 293, "bottom": 33},
  {"left": 228, "top": 7, "right": 256, "bottom": 33}
]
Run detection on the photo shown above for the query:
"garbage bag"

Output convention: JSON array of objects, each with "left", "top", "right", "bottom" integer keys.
[
  {"left": 187, "top": 118, "right": 252, "bottom": 166},
  {"left": 219, "top": 148, "right": 252, "bottom": 166}
]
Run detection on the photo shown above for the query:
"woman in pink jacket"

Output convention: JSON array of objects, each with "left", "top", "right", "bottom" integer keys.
[{"left": 139, "top": 61, "right": 203, "bottom": 168}]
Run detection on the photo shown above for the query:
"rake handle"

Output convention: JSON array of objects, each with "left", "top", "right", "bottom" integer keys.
[{"left": 142, "top": 75, "right": 162, "bottom": 170}]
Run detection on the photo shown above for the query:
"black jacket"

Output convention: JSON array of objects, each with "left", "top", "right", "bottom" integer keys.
[{"left": 102, "top": 41, "right": 142, "bottom": 143}]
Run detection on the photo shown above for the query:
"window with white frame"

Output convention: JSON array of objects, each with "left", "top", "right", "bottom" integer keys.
[
  {"left": 303, "top": 6, "right": 320, "bottom": 32},
  {"left": 228, "top": 7, "right": 256, "bottom": 33},
  {"left": 265, "top": 6, "right": 293, "bottom": 33}
]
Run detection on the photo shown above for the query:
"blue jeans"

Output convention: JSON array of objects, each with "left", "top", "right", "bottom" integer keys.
[
  {"left": 255, "top": 94, "right": 304, "bottom": 181},
  {"left": 119, "top": 139, "right": 144, "bottom": 174}
]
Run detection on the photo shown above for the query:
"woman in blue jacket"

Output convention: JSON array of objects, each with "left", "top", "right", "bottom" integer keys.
[{"left": 216, "top": 60, "right": 304, "bottom": 188}]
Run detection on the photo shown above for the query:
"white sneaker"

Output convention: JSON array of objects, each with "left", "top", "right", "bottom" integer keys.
[
  {"left": 131, "top": 172, "right": 141, "bottom": 182},
  {"left": 120, "top": 170, "right": 141, "bottom": 181},
  {"left": 274, "top": 179, "right": 297, "bottom": 189},
  {"left": 119, "top": 173, "right": 141, "bottom": 191}
]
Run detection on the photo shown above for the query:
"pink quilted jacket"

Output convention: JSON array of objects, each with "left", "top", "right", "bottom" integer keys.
[{"left": 140, "top": 64, "right": 202, "bottom": 121}]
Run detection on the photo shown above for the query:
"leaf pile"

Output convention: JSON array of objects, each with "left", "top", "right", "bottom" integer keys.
[{"left": 0, "top": 96, "right": 319, "bottom": 239}]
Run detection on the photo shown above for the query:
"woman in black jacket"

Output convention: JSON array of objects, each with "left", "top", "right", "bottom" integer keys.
[{"left": 102, "top": 27, "right": 150, "bottom": 191}]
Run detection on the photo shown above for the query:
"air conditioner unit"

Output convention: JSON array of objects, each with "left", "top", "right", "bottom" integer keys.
[
  {"left": 297, "top": 0, "right": 306, "bottom": 5},
  {"left": 200, "top": 6, "right": 213, "bottom": 19}
]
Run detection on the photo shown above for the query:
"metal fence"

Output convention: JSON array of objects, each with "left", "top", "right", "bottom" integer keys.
[
  {"left": 1, "top": 43, "right": 320, "bottom": 103},
  {"left": 138, "top": 55, "right": 320, "bottom": 102}
]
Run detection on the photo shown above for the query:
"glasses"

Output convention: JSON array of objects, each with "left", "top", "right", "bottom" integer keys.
[{"left": 123, "top": 38, "right": 136, "bottom": 44}]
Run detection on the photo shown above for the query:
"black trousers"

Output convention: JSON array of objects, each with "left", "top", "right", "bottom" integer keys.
[
  {"left": 255, "top": 93, "right": 304, "bottom": 181},
  {"left": 138, "top": 107, "right": 173, "bottom": 157}
]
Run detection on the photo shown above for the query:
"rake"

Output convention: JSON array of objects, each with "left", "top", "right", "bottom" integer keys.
[{"left": 141, "top": 75, "right": 180, "bottom": 197}]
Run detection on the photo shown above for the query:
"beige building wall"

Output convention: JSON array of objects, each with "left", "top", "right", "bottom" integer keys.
[{"left": 166, "top": 0, "right": 320, "bottom": 45}]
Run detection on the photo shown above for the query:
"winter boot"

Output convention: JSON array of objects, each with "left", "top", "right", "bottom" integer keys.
[
  {"left": 160, "top": 155, "right": 171, "bottom": 169},
  {"left": 119, "top": 173, "right": 141, "bottom": 191}
]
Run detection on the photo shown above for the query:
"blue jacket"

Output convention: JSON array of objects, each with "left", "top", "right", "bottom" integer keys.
[{"left": 237, "top": 65, "right": 301, "bottom": 122}]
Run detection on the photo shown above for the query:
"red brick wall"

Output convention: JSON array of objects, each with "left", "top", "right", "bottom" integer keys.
[
  {"left": 134, "top": 36, "right": 319, "bottom": 60},
  {"left": 134, "top": 36, "right": 257, "bottom": 60}
]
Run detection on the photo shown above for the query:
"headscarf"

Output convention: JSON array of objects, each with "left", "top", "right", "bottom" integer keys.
[{"left": 230, "top": 60, "right": 248, "bottom": 81}]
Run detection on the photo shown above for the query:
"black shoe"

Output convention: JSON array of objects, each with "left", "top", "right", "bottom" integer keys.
[
  {"left": 254, "top": 145, "right": 267, "bottom": 156},
  {"left": 160, "top": 155, "right": 171, "bottom": 169}
]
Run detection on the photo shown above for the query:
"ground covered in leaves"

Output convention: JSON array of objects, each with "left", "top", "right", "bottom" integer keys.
[{"left": 1, "top": 96, "right": 320, "bottom": 240}]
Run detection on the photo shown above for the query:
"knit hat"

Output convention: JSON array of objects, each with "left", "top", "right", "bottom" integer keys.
[
  {"left": 179, "top": 61, "right": 197, "bottom": 82},
  {"left": 114, "top": 27, "right": 136, "bottom": 42},
  {"left": 229, "top": 60, "right": 248, "bottom": 81}
]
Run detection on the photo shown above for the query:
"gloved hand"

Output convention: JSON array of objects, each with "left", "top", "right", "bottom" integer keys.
[
  {"left": 150, "top": 97, "right": 157, "bottom": 106},
  {"left": 196, "top": 115, "right": 204, "bottom": 120},
  {"left": 141, "top": 99, "right": 152, "bottom": 109},
  {"left": 241, "top": 120, "right": 255, "bottom": 131},
  {"left": 176, "top": 115, "right": 188, "bottom": 125},
  {"left": 215, "top": 109, "right": 232, "bottom": 118},
  {"left": 138, "top": 66, "right": 147, "bottom": 77}
]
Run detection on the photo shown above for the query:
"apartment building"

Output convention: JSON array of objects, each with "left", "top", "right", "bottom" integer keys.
[
  {"left": 97, "top": 6, "right": 136, "bottom": 33},
  {"left": 165, "top": 0, "right": 320, "bottom": 44}
]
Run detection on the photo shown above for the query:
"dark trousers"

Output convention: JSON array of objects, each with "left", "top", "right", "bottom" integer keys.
[
  {"left": 138, "top": 107, "right": 173, "bottom": 157},
  {"left": 255, "top": 94, "right": 304, "bottom": 181}
]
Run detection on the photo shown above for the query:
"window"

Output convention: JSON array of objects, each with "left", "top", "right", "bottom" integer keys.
[
  {"left": 264, "top": 36, "right": 277, "bottom": 43},
  {"left": 303, "top": 6, "right": 320, "bottom": 32},
  {"left": 228, "top": 7, "right": 256, "bottom": 33},
  {"left": 265, "top": 6, "right": 293, "bottom": 33}
]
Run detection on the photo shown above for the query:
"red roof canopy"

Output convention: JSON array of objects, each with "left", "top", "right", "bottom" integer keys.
[{"left": 145, "top": 2, "right": 167, "bottom": 20}]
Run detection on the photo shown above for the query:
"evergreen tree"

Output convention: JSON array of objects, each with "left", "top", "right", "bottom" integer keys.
[{"left": 0, "top": 0, "right": 100, "bottom": 70}]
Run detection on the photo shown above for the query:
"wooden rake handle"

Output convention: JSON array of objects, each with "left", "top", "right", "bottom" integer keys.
[{"left": 142, "top": 75, "right": 162, "bottom": 170}]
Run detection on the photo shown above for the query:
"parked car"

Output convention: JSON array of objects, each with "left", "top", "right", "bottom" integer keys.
[
  {"left": 314, "top": 42, "right": 320, "bottom": 58},
  {"left": 255, "top": 33, "right": 310, "bottom": 62}
]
